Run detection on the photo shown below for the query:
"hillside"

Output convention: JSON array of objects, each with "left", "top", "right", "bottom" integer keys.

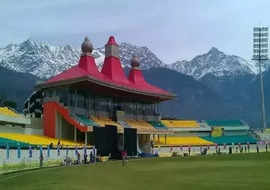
[
  {"left": 0, "top": 66, "right": 39, "bottom": 110},
  {"left": 143, "top": 68, "right": 227, "bottom": 119}
]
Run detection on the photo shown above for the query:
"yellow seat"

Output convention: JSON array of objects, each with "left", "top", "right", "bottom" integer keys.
[
  {"left": 161, "top": 120, "right": 199, "bottom": 128},
  {"left": 126, "top": 120, "right": 156, "bottom": 133},
  {"left": 0, "top": 107, "right": 20, "bottom": 117},
  {"left": 91, "top": 116, "right": 123, "bottom": 132},
  {"left": 0, "top": 133, "right": 84, "bottom": 147},
  {"left": 154, "top": 136, "right": 213, "bottom": 146}
]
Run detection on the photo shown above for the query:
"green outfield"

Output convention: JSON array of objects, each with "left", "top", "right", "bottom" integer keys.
[{"left": 1, "top": 153, "right": 270, "bottom": 190}]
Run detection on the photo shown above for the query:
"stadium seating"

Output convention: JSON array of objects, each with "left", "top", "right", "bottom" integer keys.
[
  {"left": 161, "top": 120, "right": 199, "bottom": 128},
  {"left": 0, "top": 133, "right": 83, "bottom": 147},
  {"left": 0, "top": 137, "right": 32, "bottom": 148},
  {"left": 91, "top": 116, "right": 123, "bottom": 132},
  {"left": 73, "top": 114, "right": 98, "bottom": 127},
  {"left": 0, "top": 107, "right": 20, "bottom": 117},
  {"left": 126, "top": 120, "right": 156, "bottom": 133},
  {"left": 206, "top": 120, "right": 243, "bottom": 127},
  {"left": 154, "top": 136, "right": 214, "bottom": 146},
  {"left": 148, "top": 121, "right": 167, "bottom": 130},
  {"left": 118, "top": 120, "right": 131, "bottom": 128},
  {"left": 202, "top": 135, "right": 257, "bottom": 145}
]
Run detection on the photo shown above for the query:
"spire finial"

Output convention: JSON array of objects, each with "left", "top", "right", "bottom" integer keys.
[
  {"left": 131, "top": 55, "right": 140, "bottom": 68},
  {"left": 81, "top": 36, "right": 93, "bottom": 55},
  {"left": 105, "top": 35, "right": 119, "bottom": 58},
  {"left": 107, "top": 36, "right": 118, "bottom": 46}
]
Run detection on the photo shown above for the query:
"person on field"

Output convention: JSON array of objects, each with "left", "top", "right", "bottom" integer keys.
[
  {"left": 256, "top": 144, "right": 259, "bottom": 153},
  {"left": 77, "top": 152, "right": 81, "bottom": 164},
  {"left": 90, "top": 151, "right": 93, "bottom": 163},
  {"left": 93, "top": 147, "right": 97, "bottom": 164},
  {"left": 40, "top": 152, "right": 44, "bottom": 167},
  {"left": 151, "top": 141, "right": 154, "bottom": 154},
  {"left": 238, "top": 143, "right": 241, "bottom": 153},
  {"left": 229, "top": 146, "right": 232, "bottom": 154},
  {"left": 266, "top": 143, "right": 268, "bottom": 152},
  {"left": 240, "top": 145, "right": 243, "bottom": 153},
  {"left": 84, "top": 153, "right": 87, "bottom": 164},
  {"left": 121, "top": 150, "right": 127, "bottom": 167}
]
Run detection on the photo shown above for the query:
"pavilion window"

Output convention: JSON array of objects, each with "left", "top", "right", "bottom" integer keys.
[
  {"left": 58, "top": 88, "right": 68, "bottom": 106},
  {"left": 84, "top": 95, "right": 89, "bottom": 110},
  {"left": 70, "top": 91, "right": 76, "bottom": 107},
  {"left": 77, "top": 94, "right": 85, "bottom": 109},
  {"left": 46, "top": 89, "right": 53, "bottom": 98},
  {"left": 89, "top": 95, "right": 94, "bottom": 112}
]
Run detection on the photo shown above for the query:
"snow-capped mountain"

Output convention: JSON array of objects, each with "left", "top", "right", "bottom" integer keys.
[
  {"left": 169, "top": 47, "right": 257, "bottom": 80},
  {"left": 0, "top": 39, "right": 78, "bottom": 79},
  {"left": 0, "top": 39, "right": 106, "bottom": 79},
  {"left": 98, "top": 42, "right": 166, "bottom": 70},
  {"left": 0, "top": 39, "right": 165, "bottom": 79},
  {"left": 0, "top": 39, "right": 264, "bottom": 80}
]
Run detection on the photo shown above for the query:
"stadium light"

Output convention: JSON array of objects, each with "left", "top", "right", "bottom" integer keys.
[{"left": 253, "top": 26, "right": 268, "bottom": 130}]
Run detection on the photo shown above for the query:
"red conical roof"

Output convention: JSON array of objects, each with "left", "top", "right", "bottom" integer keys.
[
  {"left": 101, "top": 36, "right": 130, "bottom": 85},
  {"left": 47, "top": 55, "right": 104, "bottom": 83},
  {"left": 44, "top": 36, "right": 173, "bottom": 100},
  {"left": 107, "top": 36, "right": 118, "bottom": 46}
]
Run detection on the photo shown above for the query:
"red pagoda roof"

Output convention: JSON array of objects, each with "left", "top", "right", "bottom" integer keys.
[
  {"left": 38, "top": 36, "right": 174, "bottom": 101},
  {"left": 107, "top": 36, "right": 118, "bottom": 46}
]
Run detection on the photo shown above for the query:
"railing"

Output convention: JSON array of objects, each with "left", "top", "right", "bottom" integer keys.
[{"left": 0, "top": 147, "right": 94, "bottom": 174}]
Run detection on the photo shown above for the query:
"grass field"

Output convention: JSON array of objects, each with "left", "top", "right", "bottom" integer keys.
[{"left": 1, "top": 153, "right": 270, "bottom": 190}]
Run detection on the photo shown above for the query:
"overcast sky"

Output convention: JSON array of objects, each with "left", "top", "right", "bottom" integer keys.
[{"left": 0, "top": 0, "right": 269, "bottom": 63}]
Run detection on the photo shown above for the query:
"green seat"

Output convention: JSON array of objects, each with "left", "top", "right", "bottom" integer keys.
[
  {"left": 206, "top": 120, "right": 244, "bottom": 127},
  {"left": 74, "top": 114, "right": 99, "bottom": 126},
  {"left": 0, "top": 137, "right": 33, "bottom": 148},
  {"left": 202, "top": 135, "right": 257, "bottom": 145},
  {"left": 149, "top": 121, "right": 167, "bottom": 129}
]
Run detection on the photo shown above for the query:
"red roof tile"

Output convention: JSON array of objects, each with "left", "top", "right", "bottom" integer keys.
[{"left": 46, "top": 36, "right": 172, "bottom": 98}]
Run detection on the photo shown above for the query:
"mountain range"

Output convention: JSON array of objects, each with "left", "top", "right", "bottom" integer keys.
[
  {"left": 1, "top": 39, "right": 261, "bottom": 80},
  {"left": 0, "top": 39, "right": 166, "bottom": 79},
  {"left": 0, "top": 39, "right": 269, "bottom": 128},
  {"left": 168, "top": 47, "right": 258, "bottom": 80}
]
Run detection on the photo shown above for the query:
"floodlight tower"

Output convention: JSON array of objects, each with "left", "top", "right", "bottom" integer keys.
[{"left": 253, "top": 27, "right": 268, "bottom": 130}]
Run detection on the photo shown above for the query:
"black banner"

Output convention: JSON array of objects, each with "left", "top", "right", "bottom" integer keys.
[
  {"left": 124, "top": 128, "right": 137, "bottom": 156},
  {"left": 94, "top": 125, "right": 119, "bottom": 157}
]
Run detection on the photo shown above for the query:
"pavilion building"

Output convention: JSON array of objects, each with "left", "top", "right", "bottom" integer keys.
[
  {"left": 19, "top": 36, "right": 258, "bottom": 156},
  {"left": 24, "top": 36, "right": 175, "bottom": 153}
]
